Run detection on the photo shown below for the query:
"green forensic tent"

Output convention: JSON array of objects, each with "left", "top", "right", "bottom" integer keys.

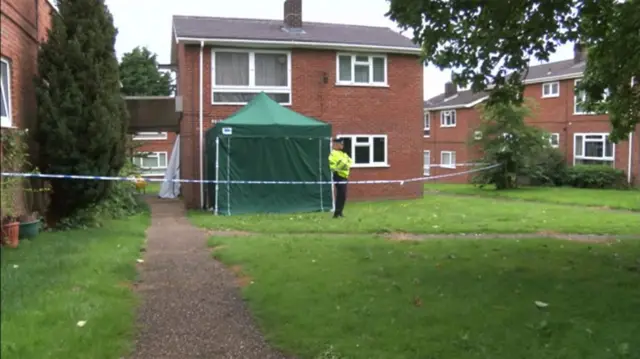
[{"left": 205, "top": 92, "right": 333, "bottom": 215}]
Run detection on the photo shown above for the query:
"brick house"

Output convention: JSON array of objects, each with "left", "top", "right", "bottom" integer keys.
[
  {"left": 1, "top": 0, "right": 55, "bottom": 214},
  {"left": 424, "top": 44, "right": 640, "bottom": 185},
  {"left": 171, "top": 0, "right": 424, "bottom": 209},
  {"left": 131, "top": 131, "right": 177, "bottom": 178}
]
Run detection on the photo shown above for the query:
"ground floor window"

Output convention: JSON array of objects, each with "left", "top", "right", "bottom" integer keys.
[
  {"left": 549, "top": 133, "right": 560, "bottom": 148},
  {"left": 423, "top": 150, "right": 430, "bottom": 176},
  {"left": 574, "top": 133, "right": 614, "bottom": 166},
  {"left": 132, "top": 151, "right": 168, "bottom": 175},
  {"left": 1, "top": 57, "right": 12, "bottom": 128},
  {"left": 337, "top": 135, "right": 388, "bottom": 167},
  {"left": 440, "top": 151, "right": 456, "bottom": 169}
]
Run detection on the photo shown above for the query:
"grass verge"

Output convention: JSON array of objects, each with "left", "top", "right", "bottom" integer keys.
[
  {"left": 0, "top": 213, "right": 149, "bottom": 359},
  {"left": 210, "top": 234, "right": 640, "bottom": 359},
  {"left": 424, "top": 184, "right": 640, "bottom": 211},
  {"left": 190, "top": 195, "right": 640, "bottom": 235}
]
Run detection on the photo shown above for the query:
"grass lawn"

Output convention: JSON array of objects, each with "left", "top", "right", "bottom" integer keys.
[
  {"left": 190, "top": 194, "right": 640, "bottom": 235},
  {"left": 210, "top": 234, "right": 640, "bottom": 359},
  {"left": 424, "top": 184, "right": 640, "bottom": 211},
  {"left": 0, "top": 213, "right": 149, "bottom": 359}
]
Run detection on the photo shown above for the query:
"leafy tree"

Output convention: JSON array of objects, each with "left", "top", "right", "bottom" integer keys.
[
  {"left": 35, "top": 0, "right": 128, "bottom": 220},
  {"left": 470, "top": 102, "right": 549, "bottom": 189},
  {"left": 119, "top": 46, "right": 174, "bottom": 96},
  {"left": 387, "top": 0, "right": 640, "bottom": 141}
]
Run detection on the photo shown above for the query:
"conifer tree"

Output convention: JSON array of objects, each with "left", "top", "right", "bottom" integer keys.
[{"left": 35, "top": 0, "right": 128, "bottom": 219}]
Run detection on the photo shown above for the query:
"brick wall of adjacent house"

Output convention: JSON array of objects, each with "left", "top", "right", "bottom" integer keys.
[
  {"left": 177, "top": 45, "right": 424, "bottom": 209},
  {"left": 1, "top": 0, "right": 55, "bottom": 216},
  {"left": 424, "top": 79, "right": 640, "bottom": 185}
]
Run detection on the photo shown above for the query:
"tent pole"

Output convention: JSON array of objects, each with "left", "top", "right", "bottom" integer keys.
[
  {"left": 227, "top": 137, "right": 231, "bottom": 216},
  {"left": 318, "top": 138, "right": 323, "bottom": 212},
  {"left": 214, "top": 136, "right": 220, "bottom": 215},
  {"left": 329, "top": 137, "right": 335, "bottom": 213}
]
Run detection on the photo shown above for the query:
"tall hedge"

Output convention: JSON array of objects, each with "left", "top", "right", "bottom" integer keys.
[{"left": 35, "top": 0, "right": 128, "bottom": 219}]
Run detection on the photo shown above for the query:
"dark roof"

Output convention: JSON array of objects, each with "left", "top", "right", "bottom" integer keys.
[
  {"left": 425, "top": 59, "right": 586, "bottom": 109},
  {"left": 172, "top": 15, "right": 419, "bottom": 50},
  {"left": 424, "top": 90, "right": 488, "bottom": 110}
]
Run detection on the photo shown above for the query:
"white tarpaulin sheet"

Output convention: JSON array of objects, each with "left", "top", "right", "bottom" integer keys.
[{"left": 159, "top": 134, "right": 181, "bottom": 199}]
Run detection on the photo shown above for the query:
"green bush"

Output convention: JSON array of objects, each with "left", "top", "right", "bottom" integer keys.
[
  {"left": 525, "top": 147, "right": 568, "bottom": 186},
  {"left": 56, "top": 163, "right": 147, "bottom": 230},
  {"left": 565, "top": 165, "right": 627, "bottom": 189}
]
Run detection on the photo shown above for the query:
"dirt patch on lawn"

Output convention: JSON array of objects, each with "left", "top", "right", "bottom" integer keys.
[
  {"left": 229, "top": 265, "right": 254, "bottom": 288},
  {"left": 384, "top": 231, "right": 625, "bottom": 243},
  {"left": 207, "top": 230, "right": 254, "bottom": 237}
]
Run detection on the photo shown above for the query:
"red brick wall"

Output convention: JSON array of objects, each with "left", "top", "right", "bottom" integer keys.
[
  {"left": 177, "top": 45, "right": 424, "bottom": 209},
  {"left": 1, "top": 0, "right": 54, "bottom": 130},
  {"left": 424, "top": 79, "right": 640, "bottom": 185}
]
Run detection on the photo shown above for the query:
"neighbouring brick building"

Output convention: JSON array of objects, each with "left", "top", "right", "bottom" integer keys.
[
  {"left": 171, "top": 0, "right": 424, "bottom": 209},
  {"left": 131, "top": 131, "right": 177, "bottom": 178},
  {"left": 1, "top": 0, "right": 55, "bottom": 214},
  {"left": 424, "top": 44, "right": 640, "bottom": 185}
]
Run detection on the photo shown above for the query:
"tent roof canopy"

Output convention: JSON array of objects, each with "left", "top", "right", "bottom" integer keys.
[{"left": 208, "top": 92, "right": 331, "bottom": 138}]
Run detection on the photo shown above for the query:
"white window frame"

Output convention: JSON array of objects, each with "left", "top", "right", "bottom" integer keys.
[
  {"left": 423, "top": 112, "right": 430, "bottom": 137},
  {"left": 542, "top": 81, "right": 560, "bottom": 98},
  {"left": 1, "top": 57, "right": 12, "bottom": 128},
  {"left": 132, "top": 151, "right": 169, "bottom": 176},
  {"left": 573, "top": 133, "right": 615, "bottom": 165},
  {"left": 336, "top": 134, "right": 389, "bottom": 168},
  {"left": 440, "top": 151, "right": 456, "bottom": 169},
  {"left": 573, "top": 79, "right": 598, "bottom": 115},
  {"left": 440, "top": 110, "right": 456, "bottom": 127},
  {"left": 423, "top": 150, "right": 431, "bottom": 176},
  {"left": 549, "top": 133, "right": 560, "bottom": 148},
  {"left": 211, "top": 49, "right": 292, "bottom": 106},
  {"left": 335, "top": 53, "right": 388, "bottom": 87},
  {"left": 132, "top": 132, "right": 168, "bottom": 141}
]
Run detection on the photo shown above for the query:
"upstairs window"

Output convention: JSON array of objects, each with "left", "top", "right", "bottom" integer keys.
[
  {"left": 133, "top": 132, "right": 168, "bottom": 141},
  {"left": 423, "top": 112, "right": 430, "bottom": 137},
  {"left": 212, "top": 50, "right": 291, "bottom": 105},
  {"left": 542, "top": 81, "right": 560, "bottom": 98},
  {"left": 337, "top": 54, "right": 387, "bottom": 86},
  {"left": 1, "top": 58, "right": 12, "bottom": 128},
  {"left": 440, "top": 110, "right": 456, "bottom": 127}
]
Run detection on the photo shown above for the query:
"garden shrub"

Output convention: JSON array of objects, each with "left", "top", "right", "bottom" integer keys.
[
  {"left": 525, "top": 147, "right": 568, "bottom": 186},
  {"left": 565, "top": 165, "right": 627, "bottom": 189}
]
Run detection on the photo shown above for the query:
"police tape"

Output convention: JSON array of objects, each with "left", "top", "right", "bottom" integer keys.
[{"left": 1, "top": 163, "right": 500, "bottom": 185}]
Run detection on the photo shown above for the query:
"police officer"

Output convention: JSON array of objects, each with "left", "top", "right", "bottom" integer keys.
[{"left": 328, "top": 138, "right": 353, "bottom": 218}]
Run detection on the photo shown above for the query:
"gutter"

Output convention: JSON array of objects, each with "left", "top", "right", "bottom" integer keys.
[
  {"left": 199, "top": 41, "right": 204, "bottom": 209},
  {"left": 176, "top": 36, "right": 422, "bottom": 55},
  {"left": 628, "top": 131, "right": 633, "bottom": 185}
]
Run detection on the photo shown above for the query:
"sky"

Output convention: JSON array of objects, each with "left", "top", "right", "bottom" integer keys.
[{"left": 104, "top": 0, "right": 575, "bottom": 100}]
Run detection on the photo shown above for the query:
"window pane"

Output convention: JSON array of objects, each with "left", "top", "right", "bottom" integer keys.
[
  {"left": 213, "top": 92, "right": 289, "bottom": 104},
  {"left": 552, "top": 83, "right": 559, "bottom": 94},
  {"left": 356, "top": 137, "right": 369, "bottom": 143},
  {"left": 605, "top": 137, "right": 614, "bottom": 157},
  {"left": 341, "top": 137, "right": 352, "bottom": 157},
  {"left": 354, "top": 145, "right": 370, "bottom": 164},
  {"left": 423, "top": 151, "right": 430, "bottom": 176},
  {"left": 354, "top": 64, "right": 369, "bottom": 83},
  {"left": 159, "top": 153, "right": 167, "bottom": 167},
  {"left": 575, "top": 136, "right": 583, "bottom": 156},
  {"left": 355, "top": 55, "right": 369, "bottom": 62},
  {"left": 215, "top": 52, "right": 249, "bottom": 86},
  {"left": 451, "top": 151, "right": 456, "bottom": 165},
  {"left": 1, "top": 61, "right": 8, "bottom": 117},
  {"left": 442, "top": 152, "right": 451, "bottom": 164},
  {"left": 255, "top": 53, "right": 288, "bottom": 86},
  {"left": 338, "top": 56, "right": 352, "bottom": 82},
  {"left": 543, "top": 84, "right": 550, "bottom": 95},
  {"left": 372, "top": 57, "right": 385, "bottom": 82},
  {"left": 373, "top": 137, "right": 385, "bottom": 163},
  {"left": 142, "top": 156, "right": 159, "bottom": 168},
  {"left": 584, "top": 141, "right": 603, "bottom": 157}
]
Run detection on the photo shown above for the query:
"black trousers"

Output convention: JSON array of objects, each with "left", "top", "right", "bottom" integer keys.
[{"left": 333, "top": 173, "right": 348, "bottom": 216}]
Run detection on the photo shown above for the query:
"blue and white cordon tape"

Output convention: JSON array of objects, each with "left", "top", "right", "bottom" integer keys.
[{"left": 1, "top": 163, "right": 500, "bottom": 185}]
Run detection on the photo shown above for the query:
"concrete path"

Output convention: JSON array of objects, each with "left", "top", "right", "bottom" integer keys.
[{"left": 130, "top": 197, "right": 288, "bottom": 359}]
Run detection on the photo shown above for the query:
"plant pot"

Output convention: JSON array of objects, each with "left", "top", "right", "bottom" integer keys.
[
  {"left": 19, "top": 219, "right": 41, "bottom": 239},
  {"left": 2, "top": 221, "right": 20, "bottom": 248}
]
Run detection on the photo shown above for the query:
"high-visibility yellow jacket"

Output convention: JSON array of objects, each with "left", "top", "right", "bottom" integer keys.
[{"left": 329, "top": 150, "right": 353, "bottom": 179}]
